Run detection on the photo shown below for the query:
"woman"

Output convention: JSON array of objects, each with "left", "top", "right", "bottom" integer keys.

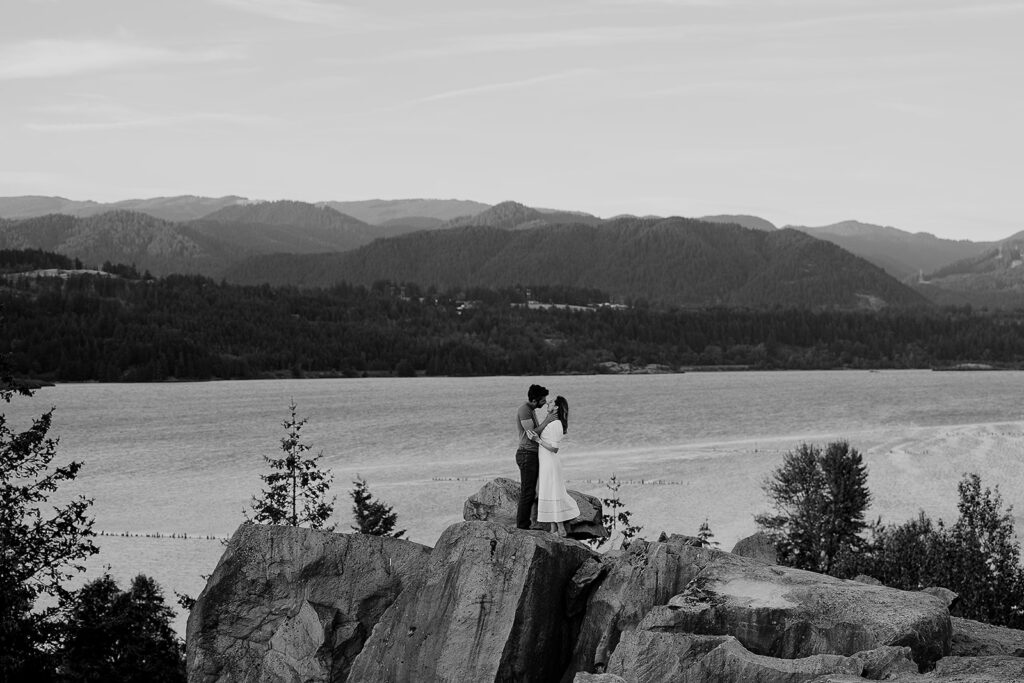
[{"left": 535, "top": 396, "right": 579, "bottom": 537}]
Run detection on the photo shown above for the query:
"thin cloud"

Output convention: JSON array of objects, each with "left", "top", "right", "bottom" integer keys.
[
  {"left": 27, "top": 112, "right": 274, "bottom": 133},
  {"left": 0, "top": 40, "right": 239, "bottom": 80},
  {"left": 408, "top": 69, "right": 596, "bottom": 106},
  {"left": 210, "top": 0, "right": 376, "bottom": 28}
]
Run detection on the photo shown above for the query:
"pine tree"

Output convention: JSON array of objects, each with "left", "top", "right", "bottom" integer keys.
[
  {"left": 249, "top": 401, "right": 335, "bottom": 531},
  {"left": 697, "top": 518, "right": 719, "bottom": 548},
  {"left": 589, "top": 474, "right": 643, "bottom": 549},
  {"left": 350, "top": 476, "right": 405, "bottom": 538}
]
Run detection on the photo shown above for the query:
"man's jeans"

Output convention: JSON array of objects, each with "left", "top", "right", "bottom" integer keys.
[{"left": 515, "top": 446, "right": 539, "bottom": 529}]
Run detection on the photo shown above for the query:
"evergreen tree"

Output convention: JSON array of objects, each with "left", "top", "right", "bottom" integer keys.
[
  {"left": 58, "top": 574, "right": 185, "bottom": 682},
  {"left": 849, "top": 474, "right": 1024, "bottom": 627},
  {"left": 350, "top": 476, "right": 405, "bottom": 538},
  {"left": 1, "top": 350, "right": 97, "bottom": 680},
  {"left": 756, "top": 441, "right": 871, "bottom": 574},
  {"left": 249, "top": 401, "right": 335, "bottom": 530},
  {"left": 589, "top": 474, "right": 643, "bottom": 549},
  {"left": 697, "top": 518, "right": 719, "bottom": 548}
]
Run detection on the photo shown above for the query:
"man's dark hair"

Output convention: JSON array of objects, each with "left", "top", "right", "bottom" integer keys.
[{"left": 527, "top": 384, "right": 549, "bottom": 402}]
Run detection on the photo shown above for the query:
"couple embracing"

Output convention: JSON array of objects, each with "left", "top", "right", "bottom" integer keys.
[{"left": 515, "top": 384, "right": 580, "bottom": 537}]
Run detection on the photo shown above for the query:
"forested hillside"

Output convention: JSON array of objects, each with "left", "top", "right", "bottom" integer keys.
[
  {"left": 790, "top": 220, "right": 990, "bottom": 280},
  {"left": 223, "top": 219, "right": 930, "bottom": 309},
  {"left": 3, "top": 266, "right": 1022, "bottom": 383},
  {"left": 191, "top": 200, "right": 385, "bottom": 254},
  {"left": 0, "top": 211, "right": 234, "bottom": 276}
]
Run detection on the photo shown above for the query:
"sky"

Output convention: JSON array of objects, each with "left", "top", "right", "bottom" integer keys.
[{"left": 2, "top": 0, "right": 1022, "bottom": 240}]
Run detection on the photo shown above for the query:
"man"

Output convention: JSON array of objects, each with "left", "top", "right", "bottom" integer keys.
[{"left": 515, "top": 384, "right": 557, "bottom": 530}]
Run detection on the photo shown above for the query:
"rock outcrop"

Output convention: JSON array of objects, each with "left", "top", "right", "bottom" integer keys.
[
  {"left": 187, "top": 515, "right": 1023, "bottom": 681},
  {"left": 731, "top": 531, "right": 779, "bottom": 564},
  {"left": 347, "top": 521, "right": 598, "bottom": 682},
  {"left": 812, "top": 655, "right": 1024, "bottom": 681},
  {"left": 951, "top": 616, "right": 1024, "bottom": 656},
  {"left": 185, "top": 523, "right": 430, "bottom": 683},
  {"left": 608, "top": 631, "right": 863, "bottom": 682},
  {"left": 642, "top": 545, "right": 950, "bottom": 666},
  {"left": 463, "top": 477, "right": 608, "bottom": 540},
  {"left": 569, "top": 538, "right": 950, "bottom": 676},
  {"left": 569, "top": 536, "right": 707, "bottom": 674}
]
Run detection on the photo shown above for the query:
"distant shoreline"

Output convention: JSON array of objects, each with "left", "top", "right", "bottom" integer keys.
[{"left": 20, "top": 364, "right": 1024, "bottom": 388}]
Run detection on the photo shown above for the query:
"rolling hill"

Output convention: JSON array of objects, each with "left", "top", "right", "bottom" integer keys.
[
  {"left": 320, "top": 198, "right": 491, "bottom": 224},
  {"left": 0, "top": 194, "right": 247, "bottom": 222},
  {"left": 0, "top": 211, "right": 234, "bottom": 276},
  {"left": 911, "top": 235, "right": 1024, "bottom": 308},
  {"left": 222, "top": 218, "right": 931, "bottom": 309},
  {"left": 789, "top": 220, "right": 990, "bottom": 280},
  {"left": 191, "top": 200, "right": 384, "bottom": 254}
]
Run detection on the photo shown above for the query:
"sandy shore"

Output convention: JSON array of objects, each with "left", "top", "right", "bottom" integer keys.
[
  {"left": 361, "top": 419, "right": 1024, "bottom": 552},
  {"left": 558, "top": 420, "right": 1024, "bottom": 551}
]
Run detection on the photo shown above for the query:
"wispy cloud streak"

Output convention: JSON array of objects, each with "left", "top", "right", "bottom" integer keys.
[
  {"left": 27, "top": 111, "right": 273, "bottom": 132},
  {"left": 0, "top": 40, "right": 239, "bottom": 80},
  {"left": 407, "top": 69, "right": 596, "bottom": 106},
  {"left": 210, "top": 0, "right": 375, "bottom": 28}
]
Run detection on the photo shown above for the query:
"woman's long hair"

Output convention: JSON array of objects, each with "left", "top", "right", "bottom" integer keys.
[{"left": 555, "top": 396, "right": 569, "bottom": 434}]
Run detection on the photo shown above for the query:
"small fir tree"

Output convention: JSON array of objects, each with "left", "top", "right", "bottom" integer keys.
[
  {"left": 589, "top": 474, "right": 643, "bottom": 549},
  {"left": 249, "top": 401, "right": 335, "bottom": 530},
  {"left": 350, "top": 476, "right": 405, "bottom": 538},
  {"left": 697, "top": 518, "right": 719, "bottom": 548}
]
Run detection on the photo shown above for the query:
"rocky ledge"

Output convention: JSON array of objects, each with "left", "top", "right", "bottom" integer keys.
[{"left": 186, "top": 479, "right": 1024, "bottom": 682}]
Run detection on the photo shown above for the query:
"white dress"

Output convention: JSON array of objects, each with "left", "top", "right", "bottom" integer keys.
[{"left": 536, "top": 418, "right": 580, "bottom": 523}]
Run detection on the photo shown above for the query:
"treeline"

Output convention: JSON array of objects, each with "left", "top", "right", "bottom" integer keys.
[
  {"left": 3, "top": 272, "right": 1024, "bottom": 382},
  {"left": 0, "top": 248, "right": 76, "bottom": 273}
]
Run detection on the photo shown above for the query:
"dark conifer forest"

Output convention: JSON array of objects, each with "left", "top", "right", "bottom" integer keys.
[{"left": 3, "top": 258, "right": 1024, "bottom": 382}]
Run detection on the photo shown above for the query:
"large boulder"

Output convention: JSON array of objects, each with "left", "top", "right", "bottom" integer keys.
[
  {"left": 569, "top": 537, "right": 707, "bottom": 675},
  {"left": 638, "top": 546, "right": 951, "bottom": 667},
  {"left": 811, "top": 655, "right": 1024, "bottom": 681},
  {"left": 731, "top": 531, "right": 779, "bottom": 565},
  {"left": 463, "top": 477, "right": 608, "bottom": 540},
  {"left": 185, "top": 523, "right": 430, "bottom": 683},
  {"left": 951, "top": 616, "right": 1024, "bottom": 656},
  {"left": 608, "top": 631, "right": 863, "bottom": 682},
  {"left": 347, "top": 520, "right": 598, "bottom": 682}
]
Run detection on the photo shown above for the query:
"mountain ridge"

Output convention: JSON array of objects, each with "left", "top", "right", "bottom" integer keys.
[{"left": 221, "top": 219, "right": 930, "bottom": 309}]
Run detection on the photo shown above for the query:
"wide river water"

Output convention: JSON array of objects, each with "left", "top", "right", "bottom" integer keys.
[{"left": 8, "top": 370, "right": 1024, "bottom": 635}]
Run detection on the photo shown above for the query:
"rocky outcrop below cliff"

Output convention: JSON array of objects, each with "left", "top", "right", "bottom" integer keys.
[{"left": 186, "top": 480, "right": 1024, "bottom": 682}]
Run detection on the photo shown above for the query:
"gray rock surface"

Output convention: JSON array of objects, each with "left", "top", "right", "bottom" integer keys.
[
  {"left": 608, "top": 631, "right": 862, "bottom": 682},
  {"left": 348, "top": 520, "right": 598, "bottom": 682},
  {"left": 186, "top": 522, "right": 430, "bottom": 683},
  {"left": 850, "top": 645, "right": 919, "bottom": 679},
  {"left": 921, "top": 587, "right": 959, "bottom": 609},
  {"left": 638, "top": 546, "right": 951, "bottom": 667},
  {"left": 569, "top": 537, "right": 706, "bottom": 675},
  {"left": 573, "top": 674, "right": 628, "bottom": 683},
  {"left": 812, "top": 654, "right": 1024, "bottom": 681},
  {"left": 731, "top": 531, "right": 779, "bottom": 564},
  {"left": 463, "top": 477, "right": 608, "bottom": 539},
  {"left": 951, "top": 616, "right": 1024, "bottom": 656}
]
